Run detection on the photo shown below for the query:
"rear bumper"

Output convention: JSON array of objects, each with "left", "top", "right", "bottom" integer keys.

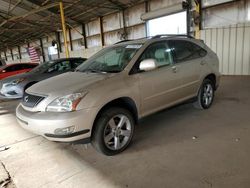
[{"left": 16, "top": 104, "right": 98, "bottom": 142}]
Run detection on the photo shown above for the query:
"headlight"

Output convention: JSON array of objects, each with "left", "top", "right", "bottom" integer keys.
[
  {"left": 46, "top": 92, "right": 88, "bottom": 112},
  {"left": 12, "top": 78, "right": 26, "bottom": 85}
]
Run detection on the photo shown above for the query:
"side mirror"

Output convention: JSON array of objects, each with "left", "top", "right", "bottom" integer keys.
[{"left": 139, "top": 59, "right": 157, "bottom": 72}]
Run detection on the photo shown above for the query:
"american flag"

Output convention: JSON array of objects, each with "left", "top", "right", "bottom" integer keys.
[{"left": 28, "top": 47, "right": 40, "bottom": 63}]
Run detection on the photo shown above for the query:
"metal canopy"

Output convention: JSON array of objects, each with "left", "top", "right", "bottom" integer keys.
[{"left": 0, "top": 0, "right": 144, "bottom": 51}]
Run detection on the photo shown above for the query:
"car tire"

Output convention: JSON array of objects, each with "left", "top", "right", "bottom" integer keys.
[
  {"left": 194, "top": 79, "right": 215, "bottom": 109},
  {"left": 91, "top": 107, "right": 135, "bottom": 156}
]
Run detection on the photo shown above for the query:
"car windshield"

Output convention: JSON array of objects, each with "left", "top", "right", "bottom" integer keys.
[
  {"left": 77, "top": 44, "right": 142, "bottom": 73},
  {"left": 29, "top": 60, "right": 56, "bottom": 73}
]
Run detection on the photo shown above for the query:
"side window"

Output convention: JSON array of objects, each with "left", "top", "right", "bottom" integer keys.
[
  {"left": 22, "top": 64, "right": 37, "bottom": 69},
  {"left": 139, "top": 42, "right": 173, "bottom": 67},
  {"left": 168, "top": 40, "right": 207, "bottom": 63},
  {"left": 47, "top": 61, "right": 71, "bottom": 73},
  {"left": 5, "top": 64, "right": 22, "bottom": 72},
  {"left": 71, "top": 59, "right": 84, "bottom": 69}
]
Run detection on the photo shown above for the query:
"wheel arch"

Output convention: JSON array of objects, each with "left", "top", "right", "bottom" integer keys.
[
  {"left": 91, "top": 97, "right": 139, "bottom": 137},
  {"left": 204, "top": 73, "right": 216, "bottom": 89}
]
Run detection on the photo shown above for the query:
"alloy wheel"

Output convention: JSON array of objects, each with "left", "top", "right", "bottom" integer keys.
[{"left": 103, "top": 114, "right": 132, "bottom": 150}]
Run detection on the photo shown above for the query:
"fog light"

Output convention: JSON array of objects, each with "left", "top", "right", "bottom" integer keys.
[{"left": 54, "top": 126, "right": 75, "bottom": 135}]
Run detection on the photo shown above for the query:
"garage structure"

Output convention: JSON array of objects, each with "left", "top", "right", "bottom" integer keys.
[
  {"left": 0, "top": 0, "right": 249, "bottom": 75},
  {"left": 1, "top": 0, "right": 250, "bottom": 188}
]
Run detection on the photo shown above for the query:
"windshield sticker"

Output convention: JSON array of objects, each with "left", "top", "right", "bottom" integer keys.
[{"left": 126, "top": 44, "right": 142, "bottom": 49}]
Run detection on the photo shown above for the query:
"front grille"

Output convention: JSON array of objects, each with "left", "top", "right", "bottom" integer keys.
[{"left": 22, "top": 92, "right": 45, "bottom": 108}]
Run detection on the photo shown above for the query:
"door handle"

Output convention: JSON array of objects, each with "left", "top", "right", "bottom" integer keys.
[{"left": 172, "top": 66, "right": 178, "bottom": 73}]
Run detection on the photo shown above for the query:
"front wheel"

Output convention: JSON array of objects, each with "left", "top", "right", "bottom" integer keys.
[
  {"left": 194, "top": 79, "right": 215, "bottom": 109},
  {"left": 91, "top": 107, "right": 135, "bottom": 156}
]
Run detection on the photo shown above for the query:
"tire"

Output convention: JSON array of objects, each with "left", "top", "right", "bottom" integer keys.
[
  {"left": 194, "top": 79, "right": 215, "bottom": 109},
  {"left": 91, "top": 107, "right": 135, "bottom": 156}
]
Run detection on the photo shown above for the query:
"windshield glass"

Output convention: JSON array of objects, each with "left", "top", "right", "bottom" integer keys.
[
  {"left": 77, "top": 44, "right": 142, "bottom": 73},
  {"left": 29, "top": 60, "right": 56, "bottom": 73}
]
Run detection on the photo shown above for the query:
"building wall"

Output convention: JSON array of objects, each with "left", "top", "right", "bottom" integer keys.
[
  {"left": 201, "top": 23, "right": 250, "bottom": 75},
  {"left": 0, "top": 0, "right": 181, "bottom": 64},
  {"left": 201, "top": 0, "right": 250, "bottom": 75},
  {"left": 2, "top": 0, "right": 250, "bottom": 76}
]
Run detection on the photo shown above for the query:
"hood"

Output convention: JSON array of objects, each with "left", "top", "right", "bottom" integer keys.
[
  {"left": 27, "top": 72, "right": 110, "bottom": 96},
  {"left": 1, "top": 72, "right": 33, "bottom": 83}
]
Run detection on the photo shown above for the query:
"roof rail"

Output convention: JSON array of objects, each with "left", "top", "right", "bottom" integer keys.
[
  {"left": 114, "top": 40, "right": 132, "bottom": 44},
  {"left": 152, "top": 34, "right": 194, "bottom": 39}
]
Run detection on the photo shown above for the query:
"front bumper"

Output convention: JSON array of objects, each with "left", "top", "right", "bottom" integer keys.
[
  {"left": 16, "top": 104, "right": 98, "bottom": 142},
  {"left": 0, "top": 83, "right": 23, "bottom": 99}
]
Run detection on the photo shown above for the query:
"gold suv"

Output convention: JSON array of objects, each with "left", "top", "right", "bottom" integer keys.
[{"left": 16, "top": 35, "right": 220, "bottom": 155}]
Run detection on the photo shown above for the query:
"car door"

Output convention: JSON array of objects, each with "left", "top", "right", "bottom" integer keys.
[
  {"left": 168, "top": 39, "right": 205, "bottom": 99},
  {"left": 135, "top": 41, "right": 183, "bottom": 116}
]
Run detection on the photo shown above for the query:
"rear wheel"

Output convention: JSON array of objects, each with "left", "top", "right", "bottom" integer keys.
[
  {"left": 194, "top": 79, "right": 215, "bottom": 109},
  {"left": 91, "top": 107, "right": 135, "bottom": 156}
]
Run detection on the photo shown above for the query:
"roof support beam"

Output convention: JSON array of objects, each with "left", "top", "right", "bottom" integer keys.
[
  {"left": 99, "top": 17, "right": 104, "bottom": 46},
  {"left": 59, "top": 1, "right": 69, "bottom": 58},
  {"left": 0, "top": 2, "right": 59, "bottom": 27},
  {"left": 8, "top": 0, "right": 23, "bottom": 14},
  {"left": 4, "top": 51, "right": 7, "bottom": 61},
  {"left": 10, "top": 49, "right": 14, "bottom": 60},
  {"left": 68, "top": 28, "right": 73, "bottom": 51},
  {"left": 18, "top": 45, "right": 22, "bottom": 59},
  {"left": 55, "top": 32, "right": 62, "bottom": 53},
  {"left": 39, "top": 38, "right": 45, "bottom": 62},
  {"left": 82, "top": 23, "right": 87, "bottom": 49}
]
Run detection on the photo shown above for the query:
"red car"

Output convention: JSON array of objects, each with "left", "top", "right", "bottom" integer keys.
[{"left": 0, "top": 63, "right": 38, "bottom": 80}]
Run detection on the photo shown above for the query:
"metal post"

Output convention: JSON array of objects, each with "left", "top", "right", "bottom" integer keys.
[
  {"left": 10, "top": 49, "right": 14, "bottom": 60},
  {"left": 59, "top": 1, "right": 69, "bottom": 58},
  {"left": 4, "top": 51, "right": 7, "bottom": 61},
  {"left": 39, "top": 38, "right": 45, "bottom": 62},
  {"left": 55, "top": 32, "right": 62, "bottom": 53},
  {"left": 122, "top": 10, "right": 127, "bottom": 40},
  {"left": 186, "top": 0, "right": 191, "bottom": 36},
  {"left": 18, "top": 46, "right": 22, "bottom": 60},
  {"left": 195, "top": 0, "right": 201, "bottom": 39},
  {"left": 82, "top": 24, "right": 87, "bottom": 49},
  {"left": 68, "top": 28, "right": 73, "bottom": 51},
  {"left": 99, "top": 17, "right": 104, "bottom": 46},
  {"left": 145, "top": 1, "right": 149, "bottom": 37}
]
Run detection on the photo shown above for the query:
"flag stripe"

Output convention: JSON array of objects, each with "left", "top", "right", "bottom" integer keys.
[{"left": 28, "top": 47, "right": 40, "bottom": 63}]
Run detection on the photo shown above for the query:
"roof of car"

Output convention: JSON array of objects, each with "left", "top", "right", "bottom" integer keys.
[
  {"left": 115, "top": 34, "right": 197, "bottom": 46},
  {"left": 0, "top": 62, "right": 38, "bottom": 69}
]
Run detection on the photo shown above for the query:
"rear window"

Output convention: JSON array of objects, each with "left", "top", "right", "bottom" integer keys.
[
  {"left": 168, "top": 40, "right": 207, "bottom": 63},
  {"left": 5, "top": 64, "right": 23, "bottom": 72}
]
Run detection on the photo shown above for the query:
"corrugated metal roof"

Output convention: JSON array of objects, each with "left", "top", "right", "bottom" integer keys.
[{"left": 0, "top": 0, "right": 145, "bottom": 50}]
